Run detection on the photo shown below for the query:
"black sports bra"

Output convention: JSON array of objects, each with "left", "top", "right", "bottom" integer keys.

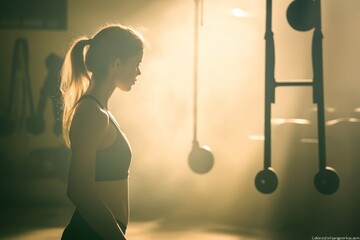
[{"left": 77, "top": 95, "right": 132, "bottom": 181}]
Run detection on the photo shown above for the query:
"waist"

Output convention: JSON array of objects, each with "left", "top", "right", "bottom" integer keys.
[
  {"left": 93, "top": 179, "right": 129, "bottom": 225},
  {"left": 69, "top": 209, "right": 127, "bottom": 234},
  {"left": 95, "top": 155, "right": 131, "bottom": 181}
]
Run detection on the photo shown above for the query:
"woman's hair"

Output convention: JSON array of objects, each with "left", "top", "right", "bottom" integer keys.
[{"left": 60, "top": 24, "right": 144, "bottom": 147}]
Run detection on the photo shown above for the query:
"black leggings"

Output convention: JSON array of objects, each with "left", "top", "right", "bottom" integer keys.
[{"left": 61, "top": 209, "right": 127, "bottom": 240}]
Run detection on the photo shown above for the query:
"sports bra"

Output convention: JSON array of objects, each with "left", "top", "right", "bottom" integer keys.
[{"left": 77, "top": 95, "right": 132, "bottom": 181}]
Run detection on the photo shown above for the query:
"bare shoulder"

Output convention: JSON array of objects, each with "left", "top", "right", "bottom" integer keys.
[{"left": 70, "top": 99, "right": 110, "bottom": 149}]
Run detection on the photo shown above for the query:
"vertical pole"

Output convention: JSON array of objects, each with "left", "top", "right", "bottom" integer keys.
[
  {"left": 264, "top": 0, "right": 275, "bottom": 169},
  {"left": 312, "top": 0, "right": 326, "bottom": 170}
]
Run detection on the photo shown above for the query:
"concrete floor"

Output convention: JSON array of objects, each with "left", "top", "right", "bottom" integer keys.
[
  {"left": 0, "top": 207, "right": 278, "bottom": 240},
  {"left": 0, "top": 225, "right": 267, "bottom": 240}
]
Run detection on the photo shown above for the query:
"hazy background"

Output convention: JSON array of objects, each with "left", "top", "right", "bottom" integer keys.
[{"left": 0, "top": 0, "right": 359, "bottom": 238}]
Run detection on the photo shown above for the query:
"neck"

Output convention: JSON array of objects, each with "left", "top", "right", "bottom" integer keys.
[{"left": 85, "top": 76, "right": 116, "bottom": 109}]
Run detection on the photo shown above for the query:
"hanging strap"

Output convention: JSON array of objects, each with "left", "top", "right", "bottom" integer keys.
[{"left": 193, "top": 0, "right": 204, "bottom": 143}]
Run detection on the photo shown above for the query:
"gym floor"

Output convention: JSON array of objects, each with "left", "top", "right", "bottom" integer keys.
[{"left": 0, "top": 206, "right": 289, "bottom": 240}]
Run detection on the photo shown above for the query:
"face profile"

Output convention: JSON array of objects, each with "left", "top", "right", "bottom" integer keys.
[{"left": 113, "top": 50, "right": 143, "bottom": 92}]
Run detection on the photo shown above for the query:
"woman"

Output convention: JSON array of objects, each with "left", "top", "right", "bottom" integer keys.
[{"left": 60, "top": 24, "right": 144, "bottom": 240}]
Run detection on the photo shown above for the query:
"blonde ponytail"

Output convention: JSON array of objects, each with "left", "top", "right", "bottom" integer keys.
[{"left": 60, "top": 38, "right": 91, "bottom": 147}]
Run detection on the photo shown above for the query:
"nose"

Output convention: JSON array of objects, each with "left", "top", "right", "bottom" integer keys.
[{"left": 137, "top": 67, "right": 141, "bottom": 76}]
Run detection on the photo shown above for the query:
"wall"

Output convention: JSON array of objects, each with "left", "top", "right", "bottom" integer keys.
[{"left": 0, "top": 0, "right": 359, "bottom": 237}]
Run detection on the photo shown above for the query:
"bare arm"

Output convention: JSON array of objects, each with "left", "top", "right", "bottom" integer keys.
[{"left": 67, "top": 100, "right": 126, "bottom": 240}]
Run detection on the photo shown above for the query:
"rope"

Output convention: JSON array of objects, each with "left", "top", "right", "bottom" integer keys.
[
  {"left": 0, "top": 38, "right": 34, "bottom": 136},
  {"left": 193, "top": 0, "right": 203, "bottom": 143}
]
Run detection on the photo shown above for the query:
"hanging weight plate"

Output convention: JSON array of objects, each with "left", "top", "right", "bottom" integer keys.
[
  {"left": 287, "top": 0, "right": 316, "bottom": 31},
  {"left": 255, "top": 167, "right": 278, "bottom": 194},
  {"left": 188, "top": 144, "right": 214, "bottom": 174},
  {"left": 314, "top": 166, "right": 340, "bottom": 195}
]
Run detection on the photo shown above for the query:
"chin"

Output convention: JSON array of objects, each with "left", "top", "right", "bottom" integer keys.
[{"left": 118, "top": 85, "right": 132, "bottom": 92}]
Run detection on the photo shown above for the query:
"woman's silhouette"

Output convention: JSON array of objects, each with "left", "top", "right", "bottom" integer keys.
[{"left": 60, "top": 24, "right": 144, "bottom": 240}]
